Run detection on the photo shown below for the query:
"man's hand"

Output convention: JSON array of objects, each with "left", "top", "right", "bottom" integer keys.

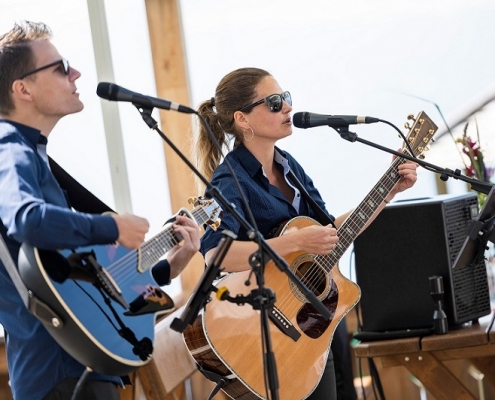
[{"left": 112, "top": 214, "right": 149, "bottom": 249}]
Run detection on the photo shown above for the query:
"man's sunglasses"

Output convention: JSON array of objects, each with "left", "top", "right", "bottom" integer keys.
[
  {"left": 239, "top": 91, "right": 292, "bottom": 113},
  {"left": 17, "top": 59, "right": 70, "bottom": 80}
]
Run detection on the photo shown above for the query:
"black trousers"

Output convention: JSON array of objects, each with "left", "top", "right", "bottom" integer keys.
[
  {"left": 306, "top": 350, "right": 337, "bottom": 400},
  {"left": 307, "top": 321, "right": 357, "bottom": 400},
  {"left": 42, "top": 378, "right": 120, "bottom": 400}
]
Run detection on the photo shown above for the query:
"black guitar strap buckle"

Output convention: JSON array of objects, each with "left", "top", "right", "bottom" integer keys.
[{"left": 28, "top": 291, "right": 64, "bottom": 329}]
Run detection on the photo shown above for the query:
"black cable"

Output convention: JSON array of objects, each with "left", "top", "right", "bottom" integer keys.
[
  {"left": 377, "top": 118, "right": 416, "bottom": 157},
  {"left": 70, "top": 367, "right": 92, "bottom": 400}
]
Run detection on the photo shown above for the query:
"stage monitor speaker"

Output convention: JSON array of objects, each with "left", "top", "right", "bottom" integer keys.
[{"left": 354, "top": 193, "right": 491, "bottom": 333}]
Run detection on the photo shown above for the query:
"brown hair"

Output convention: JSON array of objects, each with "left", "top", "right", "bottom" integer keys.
[
  {"left": 0, "top": 21, "right": 52, "bottom": 115},
  {"left": 194, "top": 67, "right": 271, "bottom": 188}
]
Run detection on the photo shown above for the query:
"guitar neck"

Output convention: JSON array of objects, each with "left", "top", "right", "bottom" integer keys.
[
  {"left": 323, "top": 156, "right": 406, "bottom": 266},
  {"left": 139, "top": 206, "right": 209, "bottom": 271},
  {"left": 318, "top": 111, "right": 438, "bottom": 269}
]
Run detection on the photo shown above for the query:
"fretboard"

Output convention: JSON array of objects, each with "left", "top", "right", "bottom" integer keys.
[
  {"left": 139, "top": 206, "right": 209, "bottom": 271},
  {"left": 318, "top": 155, "right": 406, "bottom": 271}
]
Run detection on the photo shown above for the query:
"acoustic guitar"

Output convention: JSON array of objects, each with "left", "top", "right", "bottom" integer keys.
[
  {"left": 18, "top": 197, "right": 222, "bottom": 376},
  {"left": 183, "top": 112, "right": 437, "bottom": 399}
]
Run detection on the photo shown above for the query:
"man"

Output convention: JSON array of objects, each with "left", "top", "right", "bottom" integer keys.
[{"left": 0, "top": 21, "right": 200, "bottom": 400}]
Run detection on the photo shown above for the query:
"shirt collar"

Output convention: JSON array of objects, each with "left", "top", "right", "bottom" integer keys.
[
  {"left": 0, "top": 119, "right": 45, "bottom": 147},
  {"left": 232, "top": 145, "right": 262, "bottom": 178},
  {"left": 232, "top": 145, "right": 289, "bottom": 178}
]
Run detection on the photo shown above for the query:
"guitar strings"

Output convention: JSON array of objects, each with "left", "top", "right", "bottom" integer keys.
[
  {"left": 102, "top": 208, "right": 205, "bottom": 287},
  {"left": 273, "top": 156, "right": 406, "bottom": 317}
]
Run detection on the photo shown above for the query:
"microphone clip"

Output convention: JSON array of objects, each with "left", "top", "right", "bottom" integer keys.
[
  {"left": 336, "top": 128, "right": 358, "bottom": 143},
  {"left": 134, "top": 105, "right": 158, "bottom": 129}
]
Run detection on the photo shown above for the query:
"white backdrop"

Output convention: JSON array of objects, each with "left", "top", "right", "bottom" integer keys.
[{"left": 2, "top": 0, "right": 494, "bottom": 289}]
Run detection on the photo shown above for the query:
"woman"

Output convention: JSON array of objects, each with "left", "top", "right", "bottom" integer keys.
[{"left": 194, "top": 67, "right": 418, "bottom": 399}]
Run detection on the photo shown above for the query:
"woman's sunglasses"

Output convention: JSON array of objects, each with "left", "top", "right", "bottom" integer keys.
[
  {"left": 239, "top": 91, "right": 292, "bottom": 113},
  {"left": 17, "top": 59, "right": 70, "bottom": 80}
]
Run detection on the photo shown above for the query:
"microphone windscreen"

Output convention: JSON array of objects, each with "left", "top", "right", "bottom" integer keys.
[
  {"left": 96, "top": 82, "right": 113, "bottom": 100},
  {"left": 292, "top": 112, "right": 306, "bottom": 129}
]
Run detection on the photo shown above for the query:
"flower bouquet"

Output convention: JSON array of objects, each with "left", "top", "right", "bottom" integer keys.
[{"left": 456, "top": 122, "right": 494, "bottom": 208}]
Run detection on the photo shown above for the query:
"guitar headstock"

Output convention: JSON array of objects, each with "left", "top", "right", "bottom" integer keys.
[
  {"left": 188, "top": 196, "right": 223, "bottom": 230},
  {"left": 402, "top": 111, "right": 438, "bottom": 159}
]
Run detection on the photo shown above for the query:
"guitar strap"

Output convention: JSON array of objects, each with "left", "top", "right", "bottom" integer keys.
[
  {"left": 286, "top": 169, "right": 335, "bottom": 227},
  {"left": 48, "top": 157, "right": 115, "bottom": 214},
  {"left": 0, "top": 235, "right": 31, "bottom": 310},
  {"left": 0, "top": 157, "right": 114, "bottom": 316}
]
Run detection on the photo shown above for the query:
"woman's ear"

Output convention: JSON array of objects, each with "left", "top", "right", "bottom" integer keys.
[{"left": 233, "top": 110, "right": 250, "bottom": 130}]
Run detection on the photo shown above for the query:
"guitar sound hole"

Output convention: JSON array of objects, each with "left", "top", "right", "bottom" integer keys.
[{"left": 295, "top": 261, "right": 327, "bottom": 297}]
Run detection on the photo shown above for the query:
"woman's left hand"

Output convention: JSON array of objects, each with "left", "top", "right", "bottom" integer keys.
[
  {"left": 393, "top": 159, "right": 419, "bottom": 194},
  {"left": 167, "top": 214, "right": 201, "bottom": 279}
]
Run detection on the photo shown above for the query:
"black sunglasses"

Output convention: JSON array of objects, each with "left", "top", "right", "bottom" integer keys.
[
  {"left": 17, "top": 59, "right": 70, "bottom": 80},
  {"left": 239, "top": 91, "right": 292, "bottom": 113}
]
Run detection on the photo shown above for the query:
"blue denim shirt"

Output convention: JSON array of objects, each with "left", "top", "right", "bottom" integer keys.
[
  {"left": 200, "top": 145, "right": 334, "bottom": 256},
  {"left": 0, "top": 119, "right": 121, "bottom": 400}
]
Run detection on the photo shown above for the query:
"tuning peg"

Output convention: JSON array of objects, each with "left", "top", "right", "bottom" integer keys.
[
  {"left": 407, "top": 114, "right": 416, "bottom": 121},
  {"left": 210, "top": 220, "right": 221, "bottom": 231},
  {"left": 188, "top": 196, "right": 198, "bottom": 205},
  {"left": 404, "top": 122, "right": 411, "bottom": 130},
  {"left": 418, "top": 154, "right": 425, "bottom": 160}
]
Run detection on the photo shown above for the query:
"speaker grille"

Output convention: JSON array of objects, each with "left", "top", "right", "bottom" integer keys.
[
  {"left": 444, "top": 196, "right": 476, "bottom": 264},
  {"left": 444, "top": 195, "right": 491, "bottom": 323},
  {"left": 354, "top": 193, "right": 491, "bottom": 332}
]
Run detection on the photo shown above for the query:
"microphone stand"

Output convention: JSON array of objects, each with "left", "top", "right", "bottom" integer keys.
[
  {"left": 336, "top": 127, "right": 494, "bottom": 195},
  {"left": 134, "top": 105, "right": 331, "bottom": 400}
]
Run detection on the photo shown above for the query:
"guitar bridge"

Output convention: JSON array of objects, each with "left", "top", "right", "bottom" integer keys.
[{"left": 269, "top": 306, "right": 301, "bottom": 342}]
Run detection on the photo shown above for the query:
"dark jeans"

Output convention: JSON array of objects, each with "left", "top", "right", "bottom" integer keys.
[
  {"left": 42, "top": 378, "right": 120, "bottom": 400},
  {"left": 307, "top": 321, "right": 357, "bottom": 400},
  {"left": 307, "top": 350, "right": 337, "bottom": 400}
]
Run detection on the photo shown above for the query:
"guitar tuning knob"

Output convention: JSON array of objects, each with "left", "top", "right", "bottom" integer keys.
[
  {"left": 407, "top": 114, "right": 416, "bottom": 121},
  {"left": 404, "top": 122, "right": 411, "bottom": 130},
  {"left": 188, "top": 196, "right": 198, "bottom": 205},
  {"left": 418, "top": 154, "right": 425, "bottom": 160},
  {"left": 210, "top": 220, "right": 221, "bottom": 231}
]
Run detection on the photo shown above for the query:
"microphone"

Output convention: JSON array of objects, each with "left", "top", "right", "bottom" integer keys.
[
  {"left": 293, "top": 112, "right": 379, "bottom": 129},
  {"left": 96, "top": 82, "right": 196, "bottom": 114}
]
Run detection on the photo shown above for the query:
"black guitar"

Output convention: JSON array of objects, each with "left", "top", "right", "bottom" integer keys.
[{"left": 18, "top": 197, "right": 221, "bottom": 376}]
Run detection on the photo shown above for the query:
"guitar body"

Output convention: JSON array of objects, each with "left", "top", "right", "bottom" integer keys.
[
  {"left": 184, "top": 216, "right": 361, "bottom": 400},
  {"left": 16, "top": 198, "right": 223, "bottom": 376},
  {"left": 18, "top": 242, "right": 170, "bottom": 376}
]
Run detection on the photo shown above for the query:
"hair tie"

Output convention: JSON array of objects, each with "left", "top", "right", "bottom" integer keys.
[{"left": 210, "top": 97, "right": 216, "bottom": 107}]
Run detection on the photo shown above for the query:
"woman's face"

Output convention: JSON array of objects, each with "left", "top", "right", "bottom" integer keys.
[{"left": 240, "top": 75, "right": 293, "bottom": 144}]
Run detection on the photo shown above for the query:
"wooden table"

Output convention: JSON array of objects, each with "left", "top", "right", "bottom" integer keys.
[{"left": 353, "top": 316, "right": 495, "bottom": 400}]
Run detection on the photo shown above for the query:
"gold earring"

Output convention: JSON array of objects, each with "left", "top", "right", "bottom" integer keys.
[{"left": 243, "top": 127, "right": 254, "bottom": 142}]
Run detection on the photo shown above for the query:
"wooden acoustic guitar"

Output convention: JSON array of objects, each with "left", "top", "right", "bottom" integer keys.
[{"left": 183, "top": 112, "right": 437, "bottom": 399}]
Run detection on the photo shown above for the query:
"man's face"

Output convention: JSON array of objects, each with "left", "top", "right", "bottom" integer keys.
[{"left": 24, "top": 40, "right": 84, "bottom": 119}]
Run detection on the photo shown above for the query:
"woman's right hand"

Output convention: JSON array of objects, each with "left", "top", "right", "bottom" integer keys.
[{"left": 292, "top": 224, "right": 339, "bottom": 255}]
